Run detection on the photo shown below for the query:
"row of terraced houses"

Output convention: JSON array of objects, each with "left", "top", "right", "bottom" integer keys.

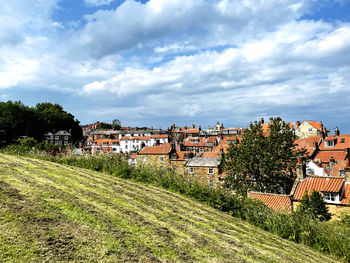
[{"left": 81, "top": 119, "right": 350, "bottom": 219}]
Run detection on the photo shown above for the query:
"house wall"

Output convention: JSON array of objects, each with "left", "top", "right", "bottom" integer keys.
[
  {"left": 185, "top": 166, "right": 220, "bottom": 187},
  {"left": 295, "top": 122, "right": 321, "bottom": 139},
  {"left": 170, "top": 160, "right": 187, "bottom": 175},
  {"left": 137, "top": 154, "right": 170, "bottom": 168}
]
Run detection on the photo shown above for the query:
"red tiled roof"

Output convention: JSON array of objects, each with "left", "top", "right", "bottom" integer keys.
[
  {"left": 185, "top": 128, "right": 199, "bottom": 134},
  {"left": 173, "top": 151, "right": 192, "bottom": 161},
  {"left": 94, "top": 139, "right": 119, "bottom": 146},
  {"left": 308, "top": 121, "right": 323, "bottom": 131},
  {"left": 207, "top": 136, "right": 217, "bottom": 143},
  {"left": 314, "top": 151, "right": 347, "bottom": 163},
  {"left": 248, "top": 192, "right": 292, "bottom": 212},
  {"left": 138, "top": 143, "right": 171, "bottom": 155},
  {"left": 151, "top": 134, "right": 168, "bottom": 139},
  {"left": 121, "top": 136, "right": 151, "bottom": 141},
  {"left": 196, "top": 152, "right": 220, "bottom": 158},
  {"left": 293, "top": 176, "right": 344, "bottom": 200},
  {"left": 319, "top": 135, "right": 350, "bottom": 150}
]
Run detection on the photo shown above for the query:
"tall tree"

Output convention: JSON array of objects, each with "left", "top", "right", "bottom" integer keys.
[
  {"left": 297, "top": 189, "right": 331, "bottom": 221},
  {"left": 222, "top": 117, "right": 299, "bottom": 195},
  {"left": 111, "top": 119, "right": 122, "bottom": 130}
]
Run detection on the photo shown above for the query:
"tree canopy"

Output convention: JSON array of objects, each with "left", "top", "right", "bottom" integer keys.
[
  {"left": 297, "top": 189, "right": 331, "bottom": 221},
  {"left": 111, "top": 119, "right": 122, "bottom": 130},
  {"left": 0, "top": 101, "right": 82, "bottom": 147},
  {"left": 222, "top": 117, "right": 299, "bottom": 195}
]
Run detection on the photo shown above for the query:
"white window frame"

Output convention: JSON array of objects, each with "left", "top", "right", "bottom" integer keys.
[
  {"left": 208, "top": 179, "right": 214, "bottom": 188},
  {"left": 64, "top": 136, "right": 68, "bottom": 140},
  {"left": 208, "top": 168, "right": 214, "bottom": 175},
  {"left": 160, "top": 156, "right": 164, "bottom": 162},
  {"left": 199, "top": 147, "right": 204, "bottom": 152},
  {"left": 188, "top": 167, "right": 194, "bottom": 173},
  {"left": 142, "top": 156, "right": 147, "bottom": 163},
  {"left": 55, "top": 136, "right": 59, "bottom": 140}
]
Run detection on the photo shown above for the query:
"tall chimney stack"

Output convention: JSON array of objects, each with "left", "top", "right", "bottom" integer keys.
[
  {"left": 345, "top": 156, "right": 350, "bottom": 182},
  {"left": 335, "top": 127, "right": 340, "bottom": 136},
  {"left": 296, "top": 156, "right": 306, "bottom": 179},
  {"left": 260, "top": 117, "right": 264, "bottom": 124}
]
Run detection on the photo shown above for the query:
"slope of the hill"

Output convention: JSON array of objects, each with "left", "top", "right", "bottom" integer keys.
[{"left": 0, "top": 154, "right": 340, "bottom": 262}]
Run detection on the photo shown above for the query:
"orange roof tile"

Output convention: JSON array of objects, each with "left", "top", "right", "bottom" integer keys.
[
  {"left": 151, "top": 134, "right": 169, "bottom": 139},
  {"left": 248, "top": 192, "right": 292, "bottom": 212},
  {"left": 185, "top": 128, "right": 200, "bottom": 134},
  {"left": 314, "top": 151, "right": 347, "bottom": 163},
  {"left": 319, "top": 135, "right": 350, "bottom": 150},
  {"left": 138, "top": 143, "right": 172, "bottom": 155},
  {"left": 293, "top": 176, "right": 344, "bottom": 200},
  {"left": 196, "top": 152, "right": 220, "bottom": 158},
  {"left": 121, "top": 136, "right": 151, "bottom": 141},
  {"left": 308, "top": 121, "right": 323, "bottom": 131},
  {"left": 173, "top": 151, "right": 192, "bottom": 161},
  {"left": 184, "top": 137, "right": 210, "bottom": 147}
]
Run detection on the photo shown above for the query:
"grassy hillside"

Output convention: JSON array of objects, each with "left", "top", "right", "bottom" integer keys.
[{"left": 0, "top": 154, "right": 340, "bottom": 262}]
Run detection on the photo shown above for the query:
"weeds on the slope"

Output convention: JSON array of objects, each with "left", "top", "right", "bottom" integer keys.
[{"left": 2, "top": 149, "right": 350, "bottom": 261}]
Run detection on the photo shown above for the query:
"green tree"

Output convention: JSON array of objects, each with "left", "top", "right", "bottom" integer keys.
[
  {"left": 111, "top": 119, "right": 122, "bottom": 130},
  {"left": 297, "top": 189, "right": 331, "bottom": 221},
  {"left": 222, "top": 117, "right": 299, "bottom": 195}
]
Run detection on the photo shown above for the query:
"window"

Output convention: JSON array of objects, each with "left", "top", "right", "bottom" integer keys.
[
  {"left": 323, "top": 192, "right": 337, "bottom": 202},
  {"left": 55, "top": 136, "right": 59, "bottom": 140},
  {"left": 188, "top": 167, "right": 194, "bottom": 173},
  {"left": 341, "top": 138, "right": 345, "bottom": 143},
  {"left": 125, "top": 145, "right": 128, "bottom": 149},
  {"left": 103, "top": 142, "right": 108, "bottom": 145},
  {"left": 160, "top": 156, "right": 164, "bottom": 162},
  {"left": 208, "top": 179, "right": 214, "bottom": 188},
  {"left": 339, "top": 170, "right": 345, "bottom": 176},
  {"left": 207, "top": 142, "right": 213, "bottom": 147},
  {"left": 308, "top": 128, "right": 313, "bottom": 132},
  {"left": 325, "top": 140, "right": 335, "bottom": 147},
  {"left": 64, "top": 141, "right": 68, "bottom": 145},
  {"left": 191, "top": 139, "right": 199, "bottom": 143},
  {"left": 208, "top": 168, "right": 214, "bottom": 174},
  {"left": 199, "top": 147, "right": 204, "bottom": 152},
  {"left": 186, "top": 147, "right": 191, "bottom": 151},
  {"left": 142, "top": 156, "right": 147, "bottom": 163},
  {"left": 64, "top": 136, "right": 68, "bottom": 140}
]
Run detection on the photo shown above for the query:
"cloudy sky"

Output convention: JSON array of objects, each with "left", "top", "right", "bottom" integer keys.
[{"left": 1, "top": 0, "right": 350, "bottom": 132}]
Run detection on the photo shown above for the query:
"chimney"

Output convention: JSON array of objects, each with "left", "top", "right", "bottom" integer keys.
[
  {"left": 296, "top": 156, "right": 306, "bottom": 179},
  {"left": 335, "top": 127, "right": 340, "bottom": 136},
  {"left": 192, "top": 124, "right": 195, "bottom": 128},
  {"left": 320, "top": 121, "right": 323, "bottom": 130},
  {"left": 260, "top": 117, "right": 264, "bottom": 124},
  {"left": 199, "top": 125, "right": 201, "bottom": 131},
  {"left": 345, "top": 156, "right": 350, "bottom": 182},
  {"left": 296, "top": 120, "right": 301, "bottom": 127}
]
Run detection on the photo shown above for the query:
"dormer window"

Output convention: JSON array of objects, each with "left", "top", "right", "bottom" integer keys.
[
  {"left": 341, "top": 138, "right": 345, "bottom": 143},
  {"left": 190, "top": 139, "right": 199, "bottom": 143},
  {"left": 325, "top": 140, "right": 336, "bottom": 147}
]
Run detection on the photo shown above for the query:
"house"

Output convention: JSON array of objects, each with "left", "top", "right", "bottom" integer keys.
[
  {"left": 183, "top": 136, "right": 218, "bottom": 153},
  {"left": 128, "top": 153, "right": 137, "bottom": 166},
  {"left": 313, "top": 133, "right": 350, "bottom": 176},
  {"left": 120, "top": 136, "right": 152, "bottom": 153},
  {"left": 137, "top": 143, "right": 173, "bottom": 168},
  {"left": 44, "top": 130, "right": 72, "bottom": 146},
  {"left": 184, "top": 156, "right": 221, "bottom": 187},
  {"left": 248, "top": 192, "right": 292, "bottom": 212},
  {"left": 289, "top": 158, "right": 350, "bottom": 218},
  {"left": 294, "top": 120, "right": 328, "bottom": 139},
  {"left": 294, "top": 136, "right": 322, "bottom": 158},
  {"left": 90, "top": 139, "right": 120, "bottom": 154},
  {"left": 170, "top": 151, "right": 194, "bottom": 175}
]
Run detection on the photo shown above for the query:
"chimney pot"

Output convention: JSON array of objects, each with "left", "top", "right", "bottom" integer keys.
[{"left": 260, "top": 117, "right": 264, "bottom": 124}]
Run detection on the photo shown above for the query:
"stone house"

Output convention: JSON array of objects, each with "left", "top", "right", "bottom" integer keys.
[
  {"left": 137, "top": 143, "right": 173, "bottom": 168},
  {"left": 184, "top": 156, "right": 221, "bottom": 187},
  {"left": 170, "top": 151, "right": 194, "bottom": 175}
]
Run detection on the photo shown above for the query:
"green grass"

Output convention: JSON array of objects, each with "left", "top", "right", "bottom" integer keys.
[{"left": 0, "top": 153, "right": 341, "bottom": 262}]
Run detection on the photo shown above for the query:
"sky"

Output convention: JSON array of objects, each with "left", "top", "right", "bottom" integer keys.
[{"left": 1, "top": 0, "right": 350, "bottom": 132}]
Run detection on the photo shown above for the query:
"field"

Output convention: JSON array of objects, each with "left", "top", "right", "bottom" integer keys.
[{"left": 0, "top": 153, "right": 341, "bottom": 262}]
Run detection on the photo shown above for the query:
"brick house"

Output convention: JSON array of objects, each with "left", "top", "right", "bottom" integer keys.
[{"left": 137, "top": 143, "right": 173, "bottom": 168}]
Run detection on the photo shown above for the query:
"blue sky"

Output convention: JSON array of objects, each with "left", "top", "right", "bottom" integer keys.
[{"left": 1, "top": 0, "right": 350, "bottom": 133}]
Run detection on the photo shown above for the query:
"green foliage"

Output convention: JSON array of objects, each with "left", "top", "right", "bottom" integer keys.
[
  {"left": 223, "top": 117, "right": 299, "bottom": 194},
  {"left": 96, "top": 122, "right": 113, "bottom": 130},
  {"left": 297, "top": 189, "right": 331, "bottom": 221},
  {"left": 111, "top": 119, "right": 122, "bottom": 130},
  {"left": 1, "top": 138, "right": 57, "bottom": 155},
  {"left": 0, "top": 100, "right": 82, "bottom": 147}
]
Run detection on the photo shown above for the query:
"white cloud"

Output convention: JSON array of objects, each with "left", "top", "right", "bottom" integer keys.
[{"left": 84, "top": 0, "right": 115, "bottom": 6}]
